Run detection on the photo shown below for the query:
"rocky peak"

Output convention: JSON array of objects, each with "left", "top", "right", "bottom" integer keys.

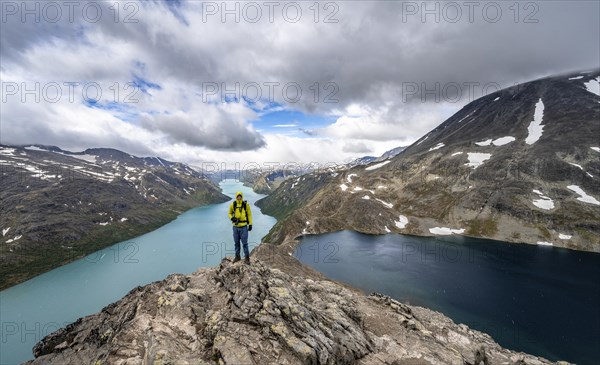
[{"left": 26, "top": 255, "right": 570, "bottom": 365}]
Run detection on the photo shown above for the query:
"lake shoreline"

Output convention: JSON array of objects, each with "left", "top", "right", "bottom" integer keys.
[
  {"left": 283, "top": 229, "right": 599, "bottom": 365},
  {"left": 1, "top": 210, "right": 181, "bottom": 290},
  {"left": 0, "top": 180, "right": 274, "bottom": 365}
]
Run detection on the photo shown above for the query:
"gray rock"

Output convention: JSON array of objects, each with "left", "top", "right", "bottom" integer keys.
[{"left": 24, "top": 255, "right": 570, "bottom": 365}]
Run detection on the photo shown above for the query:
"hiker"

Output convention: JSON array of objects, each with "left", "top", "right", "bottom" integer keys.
[{"left": 228, "top": 191, "right": 253, "bottom": 264}]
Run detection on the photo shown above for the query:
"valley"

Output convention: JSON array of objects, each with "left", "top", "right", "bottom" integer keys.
[{"left": 0, "top": 145, "right": 229, "bottom": 289}]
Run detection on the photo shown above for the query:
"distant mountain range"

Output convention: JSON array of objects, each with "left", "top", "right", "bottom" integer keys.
[
  {"left": 240, "top": 146, "right": 407, "bottom": 194},
  {"left": 257, "top": 69, "right": 600, "bottom": 252},
  {"left": 345, "top": 146, "right": 407, "bottom": 168},
  {"left": 345, "top": 146, "right": 406, "bottom": 168},
  {"left": 0, "top": 144, "right": 229, "bottom": 289}
]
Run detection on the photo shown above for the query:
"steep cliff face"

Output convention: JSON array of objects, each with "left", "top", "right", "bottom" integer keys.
[
  {"left": 257, "top": 70, "right": 600, "bottom": 252},
  {"left": 25, "top": 253, "right": 571, "bottom": 365}
]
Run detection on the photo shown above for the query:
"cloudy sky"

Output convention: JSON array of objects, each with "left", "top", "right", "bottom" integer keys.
[{"left": 1, "top": 0, "right": 598, "bottom": 167}]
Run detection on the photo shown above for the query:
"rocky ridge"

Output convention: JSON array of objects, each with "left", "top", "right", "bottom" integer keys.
[{"left": 24, "top": 254, "right": 571, "bottom": 365}]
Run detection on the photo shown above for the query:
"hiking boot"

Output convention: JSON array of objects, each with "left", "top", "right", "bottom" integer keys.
[
  {"left": 244, "top": 256, "right": 250, "bottom": 264},
  {"left": 233, "top": 255, "right": 241, "bottom": 263}
]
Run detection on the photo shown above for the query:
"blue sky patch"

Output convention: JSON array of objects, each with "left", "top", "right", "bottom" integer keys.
[
  {"left": 256, "top": 109, "right": 335, "bottom": 137},
  {"left": 83, "top": 100, "right": 140, "bottom": 123},
  {"left": 132, "top": 75, "right": 162, "bottom": 95}
]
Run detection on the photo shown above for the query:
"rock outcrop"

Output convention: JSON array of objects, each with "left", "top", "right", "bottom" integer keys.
[{"left": 25, "top": 253, "right": 571, "bottom": 365}]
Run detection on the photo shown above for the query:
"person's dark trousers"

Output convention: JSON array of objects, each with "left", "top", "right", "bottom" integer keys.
[{"left": 233, "top": 225, "right": 250, "bottom": 258}]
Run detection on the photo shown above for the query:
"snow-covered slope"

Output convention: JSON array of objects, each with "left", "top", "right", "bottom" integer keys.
[{"left": 258, "top": 69, "right": 600, "bottom": 252}]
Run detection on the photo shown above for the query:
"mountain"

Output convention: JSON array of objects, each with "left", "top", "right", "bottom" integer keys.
[
  {"left": 374, "top": 146, "right": 406, "bottom": 162},
  {"left": 345, "top": 146, "right": 407, "bottom": 168},
  {"left": 241, "top": 168, "right": 298, "bottom": 195},
  {"left": 240, "top": 146, "right": 407, "bottom": 196},
  {"left": 345, "top": 155, "right": 378, "bottom": 168},
  {"left": 195, "top": 168, "right": 250, "bottom": 186},
  {"left": 0, "top": 144, "right": 230, "bottom": 289},
  {"left": 256, "top": 70, "right": 600, "bottom": 252},
  {"left": 24, "top": 254, "right": 570, "bottom": 365},
  {"left": 240, "top": 164, "right": 346, "bottom": 196}
]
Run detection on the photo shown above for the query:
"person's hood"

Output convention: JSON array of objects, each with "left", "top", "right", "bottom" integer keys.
[{"left": 235, "top": 191, "right": 243, "bottom": 200}]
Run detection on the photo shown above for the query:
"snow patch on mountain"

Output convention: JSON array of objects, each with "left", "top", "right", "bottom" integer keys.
[
  {"left": 475, "top": 139, "right": 493, "bottom": 146},
  {"left": 429, "top": 143, "right": 445, "bottom": 151},
  {"left": 569, "top": 162, "right": 584, "bottom": 170},
  {"left": 24, "top": 146, "right": 47, "bottom": 151},
  {"left": 465, "top": 153, "right": 492, "bottom": 169},
  {"left": 476, "top": 136, "right": 515, "bottom": 147},
  {"left": 365, "top": 160, "right": 391, "bottom": 170},
  {"left": 416, "top": 136, "right": 429, "bottom": 145},
  {"left": 375, "top": 198, "right": 393, "bottom": 208},
  {"left": 584, "top": 77, "right": 600, "bottom": 96},
  {"left": 525, "top": 99, "right": 545, "bottom": 145},
  {"left": 0, "top": 147, "right": 16, "bottom": 155},
  {"left": 68, "top": 154, "right": 98, "bottom": 163},
  {"left": 532, "top": 190, "right": 555, "bottom": 210},
  {"left": 429, "top": 227, "right": 465, "bottom": 235},
  {"left": 456, "top": 111, "right": 475, "bottom": 123},
  {"left": 568, "top": 162, "right": 593, "bottom": 177},
  {"left": 394, "top": 215, "right": 409, "bottom": 229},
  {"left": 567, "top": 185, "right": 600, "bottom": 205},
  {"left": 6, "top": 235, "right": 22, "bottom": 243},
  {"left": 491, "top": 136, "right": 516, "bottom": 146}
]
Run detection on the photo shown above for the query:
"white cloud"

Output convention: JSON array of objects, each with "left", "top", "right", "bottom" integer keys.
[
  {"left": 342, "top": 141, "right": 372, "bottom": 153},
  {"left": 320, "top": 102, "right": 450, "bottom": 143},
  {"left": 1, "top": 0, "right": 598, "bottom": 165},
  {"left": 138, "top": 102, "right": 265, "bottom": 151}
]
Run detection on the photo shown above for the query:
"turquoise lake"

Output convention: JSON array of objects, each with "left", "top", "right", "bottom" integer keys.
[
  {"left": 0, "top": 180, "right": 276, "bottom": 365},
  {"left": 3, "top": 180, "right": 599, "bottom": 365}
]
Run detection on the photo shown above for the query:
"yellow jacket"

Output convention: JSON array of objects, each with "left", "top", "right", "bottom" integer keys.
[{"left": 228, "top": 191, "right": 252, "bottom": 227}]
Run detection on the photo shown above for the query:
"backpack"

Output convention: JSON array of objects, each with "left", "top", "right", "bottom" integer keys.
[{"left": 234, "top": 200, "right": 249, "bottom": 223}]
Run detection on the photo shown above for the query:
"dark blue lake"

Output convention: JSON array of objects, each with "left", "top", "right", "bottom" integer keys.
[{"left": 294, "top": 230, "right": 600, "bottom": 365}]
